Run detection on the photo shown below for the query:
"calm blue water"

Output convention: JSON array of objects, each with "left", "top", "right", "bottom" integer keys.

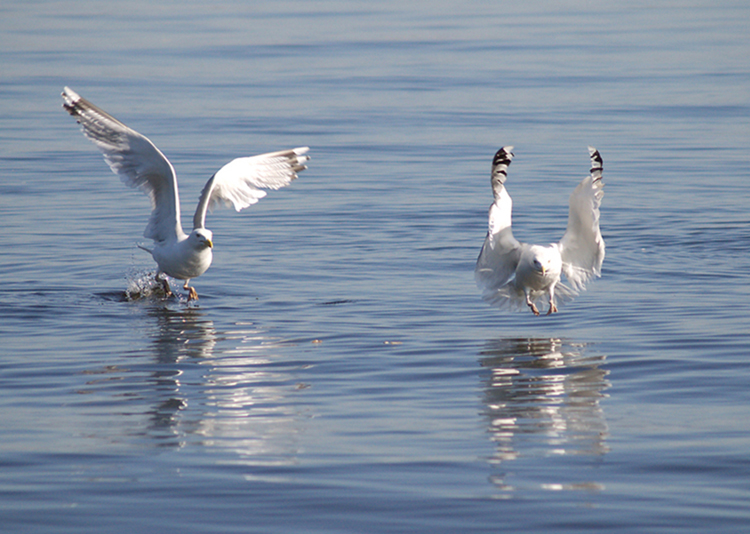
[{"left": 2, "top": 1, "right": 750, "bottom": 532}]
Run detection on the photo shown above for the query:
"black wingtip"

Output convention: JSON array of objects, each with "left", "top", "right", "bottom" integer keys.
[
  {"left": 493, "top": 146, "right": 514, "bottom": 167},
  {"left": 588, "top": 146, "right": 603, "bottom": 170}
]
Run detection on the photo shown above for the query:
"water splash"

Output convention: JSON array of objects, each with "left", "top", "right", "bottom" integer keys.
[{"left": 124, "top": 268, "right": 173, "bottom": 302}]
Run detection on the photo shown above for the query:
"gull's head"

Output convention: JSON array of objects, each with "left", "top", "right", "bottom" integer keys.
[
  {"left": 190, "top": 228, "right": 214, "bottom": 250},
  {"left": 529, "top": 246, "right": 561, "bottom": 278},
  {"left": 532, "top": 256, "right": 546, "bottom": 275}
]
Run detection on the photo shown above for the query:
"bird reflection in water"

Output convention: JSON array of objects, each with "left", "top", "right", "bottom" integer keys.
[
  {"left": 479, "top": 338, "right": 610, "bottom": 494},
  {"left": 80, "top": 305, "right": 307, "bottom": 465},
  {"left": 145, "top": 306, "right": 307, "bottom": 464},
  {"left": 143, "top": 306, "right": 217, "bottom": 446}
]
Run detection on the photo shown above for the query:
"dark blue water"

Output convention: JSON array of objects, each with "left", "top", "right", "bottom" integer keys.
[{"left": 2, "top": 1, "right": 750, "bottom": 532}]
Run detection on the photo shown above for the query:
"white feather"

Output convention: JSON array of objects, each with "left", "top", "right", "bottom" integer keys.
[
  {"left": 475, "top": 146, "right": 604, "bottom": 315},
  {"left": 62, "top": 87, "right": 308, "bottom": 300}
]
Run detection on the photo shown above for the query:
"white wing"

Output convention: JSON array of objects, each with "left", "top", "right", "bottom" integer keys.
[
  {"left": 559, "top": 147, "right": 605, "bottom": 290},
  {"left": 193, "top": 147, "right": 309, "bottom": 230},
  {"left": 475, "top": 147, "right": 523, "bottom": 296},
  {"left": 62, "top": 87, "right": 182, "bottom": 243}
]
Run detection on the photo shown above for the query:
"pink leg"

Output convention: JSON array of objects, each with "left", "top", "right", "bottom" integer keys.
[
  {"left": 183, "top": 280, "right": 199, "bottom": 301},
  {"left": 546, "top": 285, "right": 558, "bottom": 315},
  {"left": 525, "top": 293, "right": 540, "bottom": 316}
]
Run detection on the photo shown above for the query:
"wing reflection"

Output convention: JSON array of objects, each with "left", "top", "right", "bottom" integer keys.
[
  {"left": 141, "top": 306, "right": 218, "bottom": 447},
  {"left": 147, "top": 306, "right": 218, "bottom": 363},
  {"left": 479, "top": 338, "right": 610, "bottom": 493},
  {"left": 80, "top": 305, "right": 308, "bottom": 465},
  {"left": 193, "top": 328, "right": 309, "bottom": 465}
]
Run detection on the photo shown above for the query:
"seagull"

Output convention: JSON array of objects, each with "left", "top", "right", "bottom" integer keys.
[
  {"left": 62, "top": 86, "right": 309, "bottom": 301},
  {"left": 475, "top": 146, "right": 604, "bottom": 315}
]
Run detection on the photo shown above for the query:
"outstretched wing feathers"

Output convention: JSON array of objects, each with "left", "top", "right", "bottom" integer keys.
[
  {"left": 193, "top": 147, "right": 309, "bottom": 230},
  {"left": 475, "top": 204, "right": 522, "bottom": 293},
  {"left": 63, "top": 87, "right": 311, "bottom": 242},
  {"left": 559, "top": 147, "right": 605, "bottom": 290},
  {"left": 475, "top": 147, "right": 522, "bottom": 295},
  {"left": 476, "top": 146, "right": 604, "bottom": 312},
  {"left": 61, "top": 87, "right": 182, "bottom": 243}
]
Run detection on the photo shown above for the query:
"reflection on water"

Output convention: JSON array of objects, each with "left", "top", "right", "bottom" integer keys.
[
  {"left": 196, "top": 322, "right": 309, "bottom": 467},
  {"left": 141, "top": 306, "right": 218, "bottom": 448},
  {"left": 80, "top": 304, "right": 308, "bottom": 465},
  {"left": 479, "top": 338, "right": 610, "bottom": 494},
  {"left": 148, "top": 305, "right": 218, "bottom": 362}
]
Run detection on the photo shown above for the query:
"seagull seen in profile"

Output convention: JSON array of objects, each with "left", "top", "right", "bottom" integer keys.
[{"left": 62, "top": 86, "right": 309, "bottom": 301}]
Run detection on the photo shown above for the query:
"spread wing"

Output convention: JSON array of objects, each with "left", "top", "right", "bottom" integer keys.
[
  {"left": 62, "top": 87, "right": 182, "bottom": 243},
  {"left": 559, "top": 147, "right": 605, "bottom": 290},
  {"left": 193, "top": 147, "right": 309, "bottom": 230},
  {"left": 475, "top": 147, "right": 523, "bottom": 296}
]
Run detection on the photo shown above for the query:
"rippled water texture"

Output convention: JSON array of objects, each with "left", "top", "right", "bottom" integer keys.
[{"left": 1, "top": 1, "right": 749, "bottom": 532}]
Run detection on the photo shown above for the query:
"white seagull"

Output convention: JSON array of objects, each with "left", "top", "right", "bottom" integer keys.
[
  {"left": 62, "top": 86, "right": 309, "bottom": 300},
  {"left": 475, "top": 146, "right": 604, "bottom": 315}
]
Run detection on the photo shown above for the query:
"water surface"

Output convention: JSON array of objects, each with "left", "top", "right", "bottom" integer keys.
[{"left": 1, "top": 1, "right": 750, "bottom": 532}]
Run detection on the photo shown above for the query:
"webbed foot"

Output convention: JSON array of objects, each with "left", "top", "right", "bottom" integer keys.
[{"left": 184, "top": 281, "right": 199, "bottom": 301}]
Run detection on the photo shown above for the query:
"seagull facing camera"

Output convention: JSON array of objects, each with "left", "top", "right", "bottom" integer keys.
[{"left": 475, "top": 146, "right": 604, "bottom": 315}]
